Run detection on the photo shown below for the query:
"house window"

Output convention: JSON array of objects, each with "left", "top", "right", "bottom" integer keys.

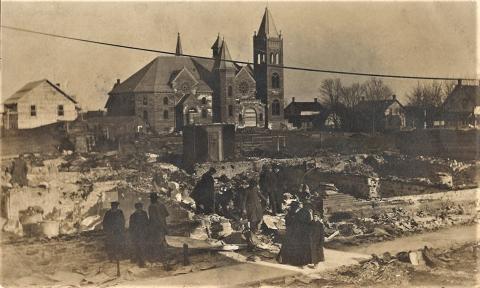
[
  {"left": 228, "top": 86, "right": 233, "bottom": 97},
  {"left": 272, "top": 100, "right": 281, "bottom": 116},
  {"left": 143, "top": 95, "right": 148, "bottom": 105},
  {"left": 228, "top": 105, "right": 233, "bottom": 117},
  {"left": 201, "top": 109, "right": 208, "bottom": 118},
  {"left": 163, "top": 97, "right": 169, "bottom": 105},
  {"left": 201, "top": 97, "right": 207, "bottom": 105},
  {"left": 30, "top": 105, "right": 36, "bottom": 117},
  {"left": 163, "top": 110, "right": 169, "bottom": 119},
  {"left": 272, "top": 73, "right": 280, "bottom": 89},
  {"left": 57, "top": 105, "right": 64, "bottom": 116}
]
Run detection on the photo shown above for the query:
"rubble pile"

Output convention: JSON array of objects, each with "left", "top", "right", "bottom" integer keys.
[{"left": 320, "top": 242, "right": 480, "bottom": 287}]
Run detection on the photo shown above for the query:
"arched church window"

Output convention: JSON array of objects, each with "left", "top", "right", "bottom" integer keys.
[
  {"left": 270, "top": 53, "right": 274, "bottom": 64},
  {"left": 259, "top": 113, "right": 263, "bottom": 122},
  {"left": 201, "top": 97, "right": 207, "bottom": 105},
  {"left": 275, "top": 53, "right": 280, "bottom": 64},
  {"left": 238, "top": 114, "right": 243, "bottom": 123},
  {"left": 228, "top": 86, "right": 233, "bottom": 97},
  {"left": 272, "top": 100, "right": 281, "bottom": 116},
  {"left": 143, "top": 110, "right": 148, "bottom": 121},
  {"left": 257, "top": 54, "right": 261, "bottom": 64},
  {"left": 201, "top": 109, "right": 208, "bottom": 118},
  {"left": 262, "top": 54, "right": 266, "bottom": 63},
  {"left": 228, "top": 105, "right": 233, "bottom": 117},
  {"left": 272, "top": 73, "right": 280, "bottom": 89},
  {"left": 163, "top": 97, "right": 169, "bottom": 105},
  {"left": 163, "top": 110, "right": 169, "bottom": 119}
]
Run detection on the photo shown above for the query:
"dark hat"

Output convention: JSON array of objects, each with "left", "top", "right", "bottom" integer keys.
[
  {"left": 209, "top": 167, "right": 217, "bottom": 174},
  {"left": 150, "top": 192, "right": 159, "bottom": 200},
  {"left": 110, "top": 201, "right": 120, "bottom": 207},
  {"left": 134, "top": 202, "right": 143, "bottom": 209}
]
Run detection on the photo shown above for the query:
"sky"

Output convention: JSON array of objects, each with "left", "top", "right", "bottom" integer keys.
[{"left": 1, "top": 1, "right": 477, "bottom": 110}]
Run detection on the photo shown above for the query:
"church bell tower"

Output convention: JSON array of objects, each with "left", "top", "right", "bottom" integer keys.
[{"left": 253, "top": 8, "right": 284, "bottom": 129}]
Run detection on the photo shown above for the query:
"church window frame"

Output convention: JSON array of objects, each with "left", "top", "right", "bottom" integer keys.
[
  {"left": 163, "top": 110, "right": 169, "bottom": 119},
  {"left": 163, "top": 96, "right": 169, "bottom": 105},
  {"left": 272, "top": 73, "right": 280, "bottom": 89},
  {"left": 228, "top": 86, "right": 233, "bottom": 97}
]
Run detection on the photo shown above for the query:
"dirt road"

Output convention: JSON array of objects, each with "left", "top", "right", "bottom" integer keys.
[{"left": 342, "top": 223, "right": 478, "bottom": 255}]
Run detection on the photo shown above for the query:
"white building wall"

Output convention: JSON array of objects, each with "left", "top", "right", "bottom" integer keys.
[{"left": 16, "top": 82, "right": 77, "bottom": 129}]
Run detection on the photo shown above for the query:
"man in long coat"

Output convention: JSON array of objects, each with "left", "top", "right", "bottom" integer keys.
[
  {"left": 190, "top": 168, "right": 216, "bottom": 214},
  {"left": 102, "top": 201, "right": 125, "bottom": 261},
  {"left": 242, "top": 179, "right": 267, "bottom": 233},
  {"left": 148, "top": 192, "right": 169, "bottom": 262},
  {"left": 129, "top": 202, "right": 149, "bottom": 267}
]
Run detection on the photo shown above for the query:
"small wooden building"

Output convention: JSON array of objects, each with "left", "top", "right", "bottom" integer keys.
[{"left": 3, "top": 79, "right": 78, "bottom": 129}]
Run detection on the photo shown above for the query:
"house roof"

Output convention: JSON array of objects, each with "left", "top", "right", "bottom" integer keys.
[
  {"left": 285, "top": 101, "right": 324, "bottom": 112},
  {"left": 109, "top": 56, "right": 216, "bottom": 94},
  {"left": 443, "top": 84, "right": 480, "bottom": 112},
  {"left": 258, "top": 8, "right": 279, "bottom": 37},
  {"left": 4, "top": 79, "right": 77, "bottom": 105},
  {"left": 355, "top": 99, "right": 404, "bottom": 115}
]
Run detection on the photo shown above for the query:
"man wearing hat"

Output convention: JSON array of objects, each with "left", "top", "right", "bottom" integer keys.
[
  {"left": 102, "top": 201, "right": 125, "bottom": 261},
  {"left": 148, "top": 192, "right": 169, "bottom": 262},
  {"left": 129, "top": 202, "right": 149, "bottom": 267}
]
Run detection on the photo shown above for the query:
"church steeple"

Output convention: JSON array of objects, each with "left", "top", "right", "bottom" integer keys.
[
  {"left": 175, "top": 33, "right": 183, "bottom": 56},
  {"left": 211, "top": 33, "right": 222, "bottom": 58},
  {"left": 257, "top": 7, "right": 279, "bottom": 38},
  {"left": 215, "top": 39, "right": 235, "bottom": 70}
]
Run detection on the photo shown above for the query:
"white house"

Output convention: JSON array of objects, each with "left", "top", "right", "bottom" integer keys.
[{"left": 3, "top": 79, "right": 79, "bottom": 129}]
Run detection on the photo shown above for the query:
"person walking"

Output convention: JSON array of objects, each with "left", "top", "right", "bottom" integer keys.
[
  {"left": 242, "top": 178, "right": 267, "bottom": 233},
  {"left": 129, "top": 202, "right": 149, "bottom": 267}
]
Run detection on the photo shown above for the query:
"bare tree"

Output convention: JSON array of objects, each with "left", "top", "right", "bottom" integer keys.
[
  {"left": 340, "top": 82, "right": 364, "bottom": 109},
  {"left": 363, "top": 78, "right": 393, "bottom": 101},
  {"left": 319, "top": 78, "right": 343, "bottom": 107},
  {"left": 407, "top": 81, "right": 448, "bottom": 108}
]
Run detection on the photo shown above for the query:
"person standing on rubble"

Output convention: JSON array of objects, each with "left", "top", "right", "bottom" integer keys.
[
  {"left": 11, "top": 154, "right": 29, "bottom": 187},
  {"left": 102, "top": 201, "right": 126, "bottom": 262},
  {"left": 242, "top": 178, "right": 267, "bottom": 233},
  {"left": 190, "top": 168, "right": 216, "bottom": 214},
  {"left": 148, "top": 192, "right": 169, "bottom": 262},
  {"left": 302, "top": 198, "right": 325, "bottom": 265},
  {"left": 129, "top": 202, "right": 149, "bottom": 268},
  {"left": 278, "top": 201, "right": 304, "bottom": 265}
]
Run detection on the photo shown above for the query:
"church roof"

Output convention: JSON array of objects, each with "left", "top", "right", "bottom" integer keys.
[
  {"left": 258, "top": 8, "right": 279, "bottom": 37},
  {"left": 109, "top": 56, "right": 215, "bottom": 94}
]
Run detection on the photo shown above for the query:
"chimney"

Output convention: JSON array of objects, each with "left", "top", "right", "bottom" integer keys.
[
  {"left": 56, "top": 83, "right": 61, "bottom": 87},
  {"left": 292, "top": 97, "right": 295, "bottom": 103},
  {"left": 458, "top": 79, "right": 462, "bottom": 86},
  {"left": 116, "top": 79, "right": 120, "bottom": 85},
  {"left": 314, "top": 98, "right": 318, "bottom": 103},
  {"left": 392, "top": 94, "right": 396, "bottom": 100}
]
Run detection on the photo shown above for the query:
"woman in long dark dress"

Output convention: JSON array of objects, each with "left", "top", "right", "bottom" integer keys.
[{"left": 278, "top": 201, "right": 306, "bottom": 266}]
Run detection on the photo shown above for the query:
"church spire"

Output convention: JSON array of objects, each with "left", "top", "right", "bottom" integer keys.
[
  {"left": 257, "top": 7, "right": 279, "bottom": 37},
  {"left": 175, "top": 33, "right": 183, "bottom": 56},
  {"left": 215, "top": 39, "right": 235, "bottom": 70},
  {"left": 211, "top": 33, "right": 223, "bottom": 58}
]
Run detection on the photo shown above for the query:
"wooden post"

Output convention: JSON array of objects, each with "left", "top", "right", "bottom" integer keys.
[
  {"left": 183, "top": 244, "right": 190, "bottom": 266},
  {"left": 116, "top": 258, "right": 120, "bottom": 277}
]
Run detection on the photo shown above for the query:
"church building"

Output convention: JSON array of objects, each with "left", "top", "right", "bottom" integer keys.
[{"left": 105, "top": 8, "right": 285, "bottom": 133}]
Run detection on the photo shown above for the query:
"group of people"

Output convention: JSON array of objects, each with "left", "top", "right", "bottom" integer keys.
[
  {"left": 102, "top": 192, "right": 169, "bottom": 267},
  {"left": 189, "top": 165, "right": 325, "bottom": 267}
]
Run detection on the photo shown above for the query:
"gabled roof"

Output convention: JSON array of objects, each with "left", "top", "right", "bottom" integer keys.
[
  {"left": 258, "top": 8, "right": 280, "bottom": 37},
  {"left": 4, "top": 79, "right": 77, "bottom": 105},
  {"left": 109, "top": 56, "right": 215, "bottom": 94},
  {"left": 443, "top": 84, "right": 480, "bottom": 112},
  {"left": 355, "top": 99, "right": 404, "bottom": 115},
  {"left": 285, "top": 101, "right": 324, "bottom": 112}
]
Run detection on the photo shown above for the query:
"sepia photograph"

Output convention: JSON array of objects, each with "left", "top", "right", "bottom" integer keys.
[{"left": 0, "top": 1, "right": 478, "bottom": 287}]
